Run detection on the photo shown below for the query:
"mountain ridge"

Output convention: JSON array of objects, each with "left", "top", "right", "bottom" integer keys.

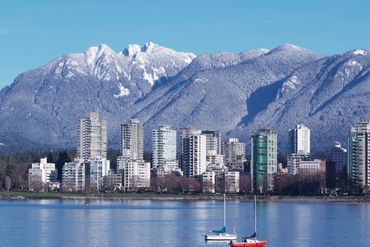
[{"left": 1, "top": 43, "right": 370, "bottom": 153}]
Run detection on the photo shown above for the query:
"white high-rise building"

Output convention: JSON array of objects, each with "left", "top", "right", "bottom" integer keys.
[
  {"left": 289, "top": 124, "right": 310, "bottom": 155},
  {"left": 123, "top": 160, "right": 151, "bottom": 191},
  {"left": 202, "top": 130, "right": 222, "bottom": 154},
  {"left": 152, "top": 125, "right": 177, "bottom": 168},
  {"left": 28, "top": 157, "right": 58, "bottom": 191},
  {"left": 180, "top": 126, "right": 207, "bottom": 177},
  {"left": 121, "top": 119, "right": 144, "bottom": 160},
  {"left": 202, "top": 130, "right": 223, "bottom": 165},
  {"left": 224, "top": 138, "right": 246, "bottom": 164},
  {"left": 77, "top": 112, "right": 107, "bottom": 162}
]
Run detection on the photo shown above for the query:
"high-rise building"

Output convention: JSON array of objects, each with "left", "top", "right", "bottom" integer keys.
[
  {"left": 224, "top": 138, "right": 246, "bottom": 164},
  {"left": 77, "top": 112, "right": 107, "bottom": 162},
  {"left": 202, "top": 130, "right": 222, "bottom": 154},
  {"left": 180, "top": 126, "right": 207, "bottom": 177},
  {"left": 121, "top": 119, "right": 144, "bottom": 160},
  {"left": 348, "top": 121, "right": 370, "bottom": 188},
  {"left": 202, "top": 130, "right": 223, "bottom": 165},
  {"left": 251, "top": 129, "right": 277, "bottom": 193},
  {"left": 152, "top": 125, "right": 177, "bottom": 168},
  {"left": 289, "top": 124, "right": 310, "bottom": 155}
]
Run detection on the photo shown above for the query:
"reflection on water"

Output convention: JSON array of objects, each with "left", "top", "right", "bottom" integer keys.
[{"left": 0, "top": 199, "right": 369, "bottom": 247}]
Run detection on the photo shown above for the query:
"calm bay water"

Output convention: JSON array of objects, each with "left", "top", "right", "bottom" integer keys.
[{"left": 0, "top": 199, "right": 369, "bottom": 247}]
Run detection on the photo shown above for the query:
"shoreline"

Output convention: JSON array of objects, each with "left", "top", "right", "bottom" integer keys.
[{"left": 1, "top": 191, "right": 370, "bottom": 203}]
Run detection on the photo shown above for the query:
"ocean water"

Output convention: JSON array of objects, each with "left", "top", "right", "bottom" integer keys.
[{"left": 0, "top": 199, "right": 369, "bottom": 247}]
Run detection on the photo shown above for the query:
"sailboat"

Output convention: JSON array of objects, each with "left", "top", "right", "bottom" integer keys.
[
  {"left": 230, "top": 196, "right": 267, "bottom": 247},
  {"left": 205, "top": 194, "right": 237, "bottom": 241}
]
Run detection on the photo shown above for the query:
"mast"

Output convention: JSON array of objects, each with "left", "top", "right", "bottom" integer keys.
[
  {"left": 254, "top": 195, "right": 257, "bottom": 239},
  {"left": 224, "top": 193, "right": 226, "bottom": 227}
]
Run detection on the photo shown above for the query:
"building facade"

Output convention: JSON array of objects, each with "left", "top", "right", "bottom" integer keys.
[
  {"left": 289, "top": 124, "right": 310, "bottom": 155},
  {"left": 225, "top": 171, "right": 240, "bottom": 193},
  {"left": 298, "top": 160, "right": 325, "bottom": 175},
  {"left": 121, "top": 119, "right": 144, "bottom": 160},
  {"left": 76, "top": 112, "right": 107, "bottom": 162},
  {"left": 62, "top": 162, "right": 85, "bottom": 191},
  {"left": 180, "top": 126, "right": 207, "bottom": 178},
  {"left": 28, "top": 157, "right": 58, "bottom": 191},
  {"left": 202, "top": 130, "right": 222, "bottom": 165},
  {"left": 348, "top": 121, "right": 370, "bottom": 189},
  {"left": 123, "top": 160, "right": 151, "bottom": 191},
  {"left": 328, "top": 142, "right": 348, "bottom": 174},
  {"left": 202, "top": 171, "right": 216, "bottom": 193},
  {"left": 88, "top": 159, "right": 110, "bottom": 191},
  {"left": 287, "top": 154, "right": 306, "bottom": 175},
  {"left": 251, "top": 129, "right": 278, "bottom": 193},
  {"left": 224, "top": 138, "right": 246, "bottom": 164},
  {"left": 152, "top": 125, "right": 177, "bottom": 168}
]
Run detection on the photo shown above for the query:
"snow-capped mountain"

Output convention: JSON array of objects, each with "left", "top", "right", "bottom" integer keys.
[
  {"left": 1, "top": 42, "right": 370, "bottom": 153},
  {"left": 230, "top": 48, "right": 370, "bottom": 151},
  {"left": 0, "top": 42, "right": 195, "bottom": 151}
]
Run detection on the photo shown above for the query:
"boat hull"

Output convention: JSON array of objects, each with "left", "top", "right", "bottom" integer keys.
[
  {"left": 205, "top": 233, "right": 237, "bottom": 241},
  {"left": 230, "top": 240, "right": 267, "bottom": 247}
]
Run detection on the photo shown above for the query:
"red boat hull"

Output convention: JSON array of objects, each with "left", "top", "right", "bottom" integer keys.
[{"left": 230, "top": 241, "right": 267, "bottom": 247}]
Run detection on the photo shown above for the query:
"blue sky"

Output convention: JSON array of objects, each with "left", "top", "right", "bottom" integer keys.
[{"left": 1, "top": 0, "right": 369, "bottom": 88}]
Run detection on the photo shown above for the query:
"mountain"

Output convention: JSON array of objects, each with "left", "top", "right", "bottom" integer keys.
[
  {"left": 1, "top": 42, "right": 370, "bottom": 153},
  {"left": 0, "top": 42, "right": 195, "bottom": 151},
  {"left": 131, "top": 44, "right": 321, "bottom": 147},
  {"left": 230, "top": 48, "right": 370, "bottom": 151}
]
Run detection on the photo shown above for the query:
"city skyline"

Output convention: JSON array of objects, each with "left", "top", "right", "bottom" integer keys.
[
  {"left": 2, "top": 1, "right": 370, "bottom": 246},
  {"left": 1, "top": 0, "right": 370, "bottom": 87}
]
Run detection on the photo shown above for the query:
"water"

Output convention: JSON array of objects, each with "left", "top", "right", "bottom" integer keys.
[{"left": 0, "top": 199, "right": 369, "bottom": 247}]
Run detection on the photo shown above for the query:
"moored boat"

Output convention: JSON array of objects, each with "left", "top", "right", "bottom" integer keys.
[
  {"left": 205, "top": 194, "right": 237, "bottom": 241},
  {"left": 230, "top": 196, "right": 267, "bottom": 247},
  {"left": 230, "top": 238, "right": 267, "bottom": 247}
]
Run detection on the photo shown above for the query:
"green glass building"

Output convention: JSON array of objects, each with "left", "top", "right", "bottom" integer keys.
[
  {"left": 348, "top": 121, "right": 370, "bottom": 189},
  {"left": 251, "top": 129, "right": 277, "bottom": 193}
]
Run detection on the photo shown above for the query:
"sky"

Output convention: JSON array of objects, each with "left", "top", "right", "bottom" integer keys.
[{"left": 1, "top": 0, "right": 370, "bottom": 88}]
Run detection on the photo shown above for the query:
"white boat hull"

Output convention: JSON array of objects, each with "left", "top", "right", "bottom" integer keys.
[{"left": 205, "top": 233, "right": 237, "bottom": 241}]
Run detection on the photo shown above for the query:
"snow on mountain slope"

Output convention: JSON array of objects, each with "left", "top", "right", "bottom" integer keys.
[
  {"left": 3, "top": 43, "right": 370, "bottom": 153},
  {"left": 230, "top": 49, "right": 370, "bottom": 151},
  {"left": 0, "top": 43, "right": 195, "bottom": 150}
]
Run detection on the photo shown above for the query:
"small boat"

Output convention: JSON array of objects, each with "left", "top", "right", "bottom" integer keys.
[
  {"left": 205, "top": 194, "right": 237, "bottom": 241},
  {"left": 230, "top": 196, "right": 267, "bottom": 247}
]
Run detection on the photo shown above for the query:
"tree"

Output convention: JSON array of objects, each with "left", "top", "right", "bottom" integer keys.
[
  {"left": 5, "top": 176, "right": 11, "bottom": 191},
  {"left": 164, "top": 175, "right": 181, "bottom": 193},
  {"left": 47, "top": 152, "right": 55, "bottom": 163},
  {"left": 5, "top": 164, "right": 15, "bottom": 177},
  {"left": 239, "top": 175, "right": 252, "bottom": 194},
  {"left": 29, "top": 179, "right": 44, "bottom": 192}
]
